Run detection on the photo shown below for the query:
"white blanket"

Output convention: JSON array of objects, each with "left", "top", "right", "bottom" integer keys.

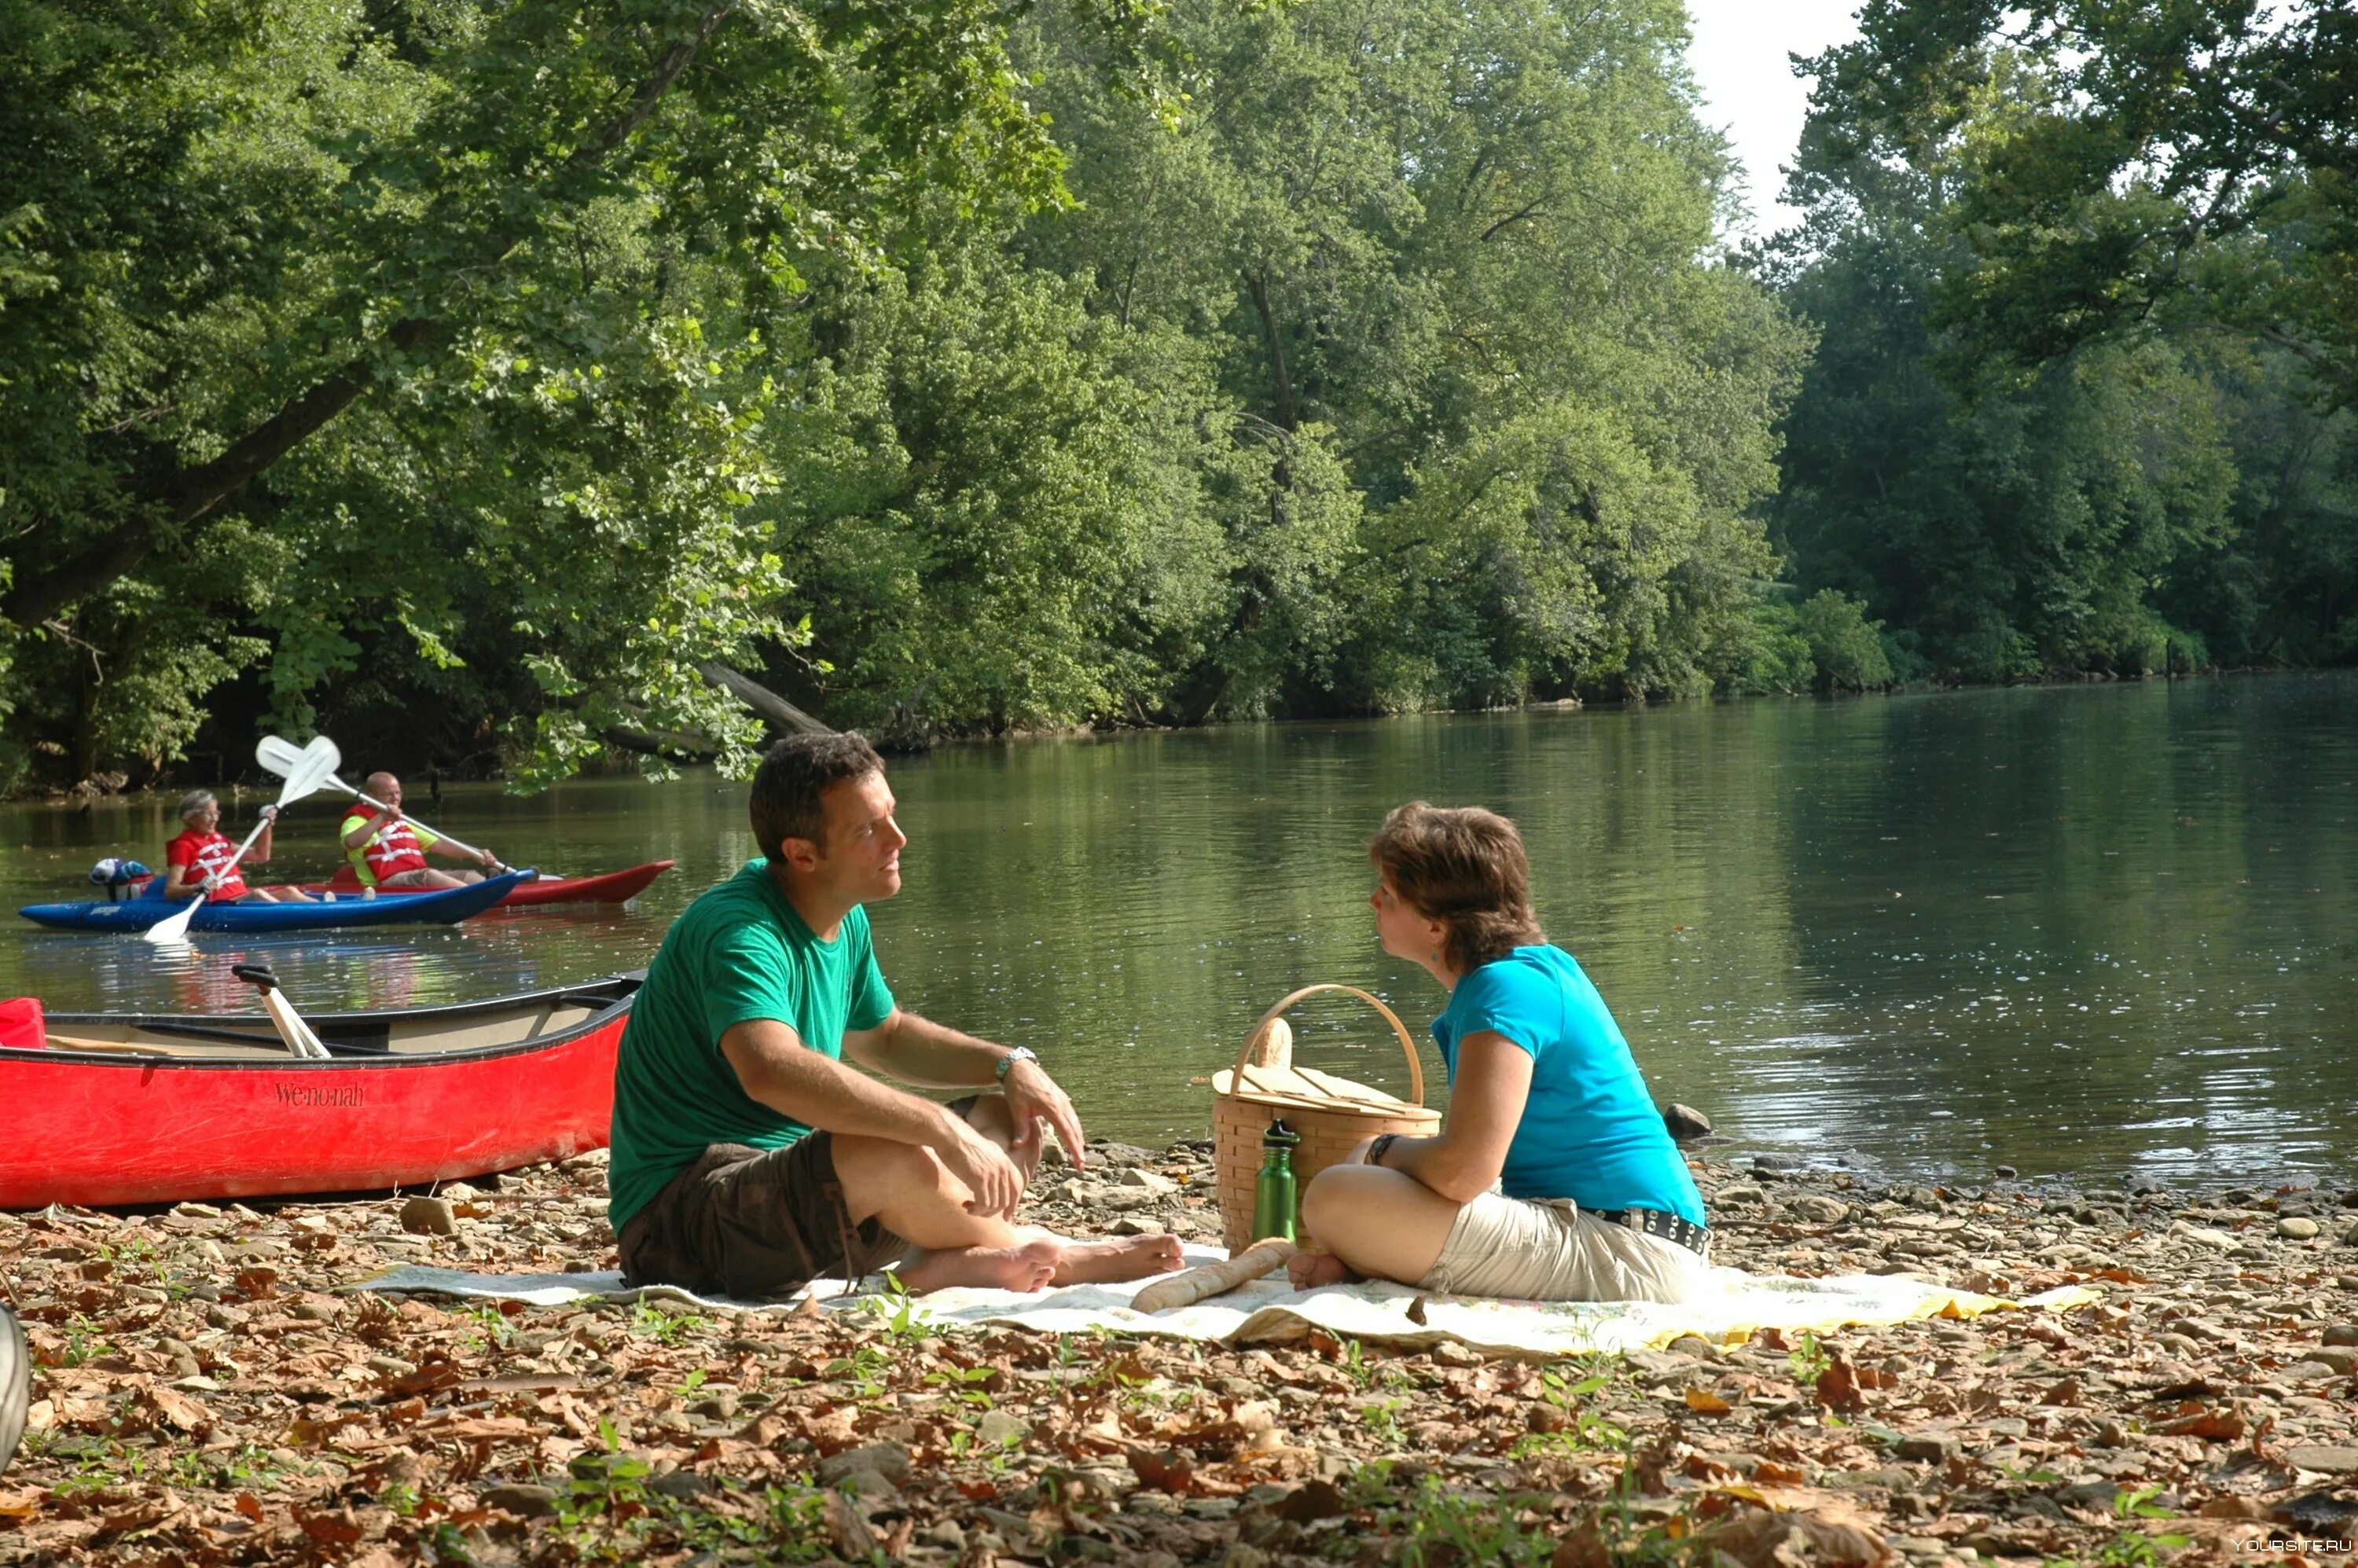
[{"left": 353, "top": 1248, "right": 2099, "bottom": 1357}]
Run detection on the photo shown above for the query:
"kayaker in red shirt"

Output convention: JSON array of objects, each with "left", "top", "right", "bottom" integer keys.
[
  {"left": 162, "top": 791, "right": 314, "bottom": 904},
  {"left": 339, "top": 772, "right": 498, "bottom": 889}
]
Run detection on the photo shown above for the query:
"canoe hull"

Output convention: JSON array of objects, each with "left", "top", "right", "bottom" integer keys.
[
  {"left": 0, "top": 978, "right": 633, "bottom": 1209},
  {"left": 301, "top": 860, "right": 675, "bottom": 907},
  {"left": 17, "top": 871, "right": 531, "bottom": 934}
]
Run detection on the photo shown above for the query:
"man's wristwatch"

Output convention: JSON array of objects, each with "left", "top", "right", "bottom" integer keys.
[{"left": 995, "top": 1046, "right": 1038, "bottom": 1083}]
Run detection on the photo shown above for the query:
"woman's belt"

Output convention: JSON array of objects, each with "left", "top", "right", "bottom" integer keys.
[{"left": 1590, "top": 1206, "right": 1710, "bottom": 1256}]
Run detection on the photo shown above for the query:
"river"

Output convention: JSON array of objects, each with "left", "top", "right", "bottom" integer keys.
[{"left": 6, "top": 673, "right": 2353, "bottom": 1186}]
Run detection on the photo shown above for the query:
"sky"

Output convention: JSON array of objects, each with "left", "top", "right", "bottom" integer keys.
[{"left": 1680, "top": 0, "right": 1865, "bottom": 237}]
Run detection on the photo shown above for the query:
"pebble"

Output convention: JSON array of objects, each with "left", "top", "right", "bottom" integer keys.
[
  {"left": 481, "top": 1483, "right": 557, "bottom": 1517},
  {"left": 815, "top": 1441, "right": 913, "bottom": 1486},
  {"left": 398, "top": 1195, "right": 457, "bottom": 1237},
  {"left": 2278, "top": 1217, "right": 2320, "bottom": 1239},
  {"left": 2323, "top": 1324, "right": 2358, "bottom": 1346},
  {"left": 1115, "top": 1168, "right": 1177, "bottom": 1195},
  {"left": 2283, "top": 1446, "right": 2358, "bottom": 1474},
  {"left": 975, "top": 1410, "right": 1030, "bottom": 1448},
  {"left": 1897, "top": 1433, "right": 1959, "bottom": 1463},
  {"left": 1789, "top": 1194, "right": 1851, "bottom": 1225}
]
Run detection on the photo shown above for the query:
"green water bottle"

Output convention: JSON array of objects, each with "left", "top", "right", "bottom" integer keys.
[{"left": 1252, "top": 1118, "right": 1301, "bottom": 1243}]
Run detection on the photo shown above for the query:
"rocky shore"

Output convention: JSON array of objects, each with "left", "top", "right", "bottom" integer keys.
[{"left": 2, "top": 1144, "right": 2354, "bottom": 1566}]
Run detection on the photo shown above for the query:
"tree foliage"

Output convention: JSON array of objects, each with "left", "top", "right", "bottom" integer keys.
[{"left": 1768, "top": 2, "right": 2358, "bottom": 680}]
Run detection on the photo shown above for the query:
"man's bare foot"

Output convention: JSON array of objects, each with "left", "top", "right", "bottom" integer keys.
[
  {"left": 897, "top": 1238, "right": 1060, "bottom": 1294},
  {"left": 1287, "top": 1250, "right": 1356, "bottom": 1291},
  {"left": 1046, "top": 1233, "right": 1185, "bottom": 1286}
]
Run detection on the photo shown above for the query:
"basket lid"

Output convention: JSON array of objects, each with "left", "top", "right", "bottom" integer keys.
[{"left": 1211, "top": 1062, "right": 1435, "bottom": 1119}]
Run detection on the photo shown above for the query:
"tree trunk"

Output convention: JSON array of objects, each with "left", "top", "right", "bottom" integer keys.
[{"left": 696, "top": 662, "right": 830, "bottom": 734}]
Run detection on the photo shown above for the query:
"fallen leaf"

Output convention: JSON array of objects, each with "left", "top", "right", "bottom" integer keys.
[
  {"left": 1129, "top": 1449, "right": 1195, "bottom": 1494},
  {"left": 2155, "top": 1408, "right": 2246, "bottom": 1441},
  {"left": 822, "top": 1491, "right": 875, "bottom": 1558},
  {"left": 1685, "top": 1388, "right": 1734, "bottom": 1415},
  {"left": 1707, "top": 1504, "right": 1890, "bottom": 1567}
]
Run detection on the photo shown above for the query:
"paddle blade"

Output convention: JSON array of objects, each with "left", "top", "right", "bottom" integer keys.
[
  {"left": 256, "top": 734, "right": 341, "bottom": 789},
  {"left": 275, "top": 736, "right": 341, "bottom": 806},
  {"left": 143, "top": 894, "right": 202, "bottom": 945}
]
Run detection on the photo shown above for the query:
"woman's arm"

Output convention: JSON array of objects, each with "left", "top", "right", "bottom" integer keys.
[{"left": 1373, "top": 1030, "right": 1533, "bottom": 1203}]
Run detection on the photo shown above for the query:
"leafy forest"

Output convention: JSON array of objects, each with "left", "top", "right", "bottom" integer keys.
[{"left": 1, "top": 0, "right": 2352, "bottom": 791}]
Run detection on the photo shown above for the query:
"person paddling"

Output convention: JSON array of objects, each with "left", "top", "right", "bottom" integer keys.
[
  {"left": 608, "top": 732, "right": 1185, "bottom": 1299},
  {"left": 1286, "top": 802, "right": 1709, "bottom": 1302},
  {"left": 161, "top": 791, "right": 314, "bottom": 905},
  {"left": 339, "top": 772, "right": 497, "bottom": 889}
]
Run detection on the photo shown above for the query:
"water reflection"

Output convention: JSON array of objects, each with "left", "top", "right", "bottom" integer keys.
[{"left": 3, "top": 674, "right": 2352, "bottom": 1181}]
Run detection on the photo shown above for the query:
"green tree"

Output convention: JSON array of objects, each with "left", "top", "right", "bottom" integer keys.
[
  {"left": 1804, "top": 1, "right": 2358, "bottom": 411},
  {"left": 0, "top": 0, "right": 1160, "bottom": 788}
]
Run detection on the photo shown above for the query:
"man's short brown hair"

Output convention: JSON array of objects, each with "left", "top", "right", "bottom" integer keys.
[
  {"left": 1368, "top": 802, "right": 1545, "bottom": 973},
  {"left": 749, "top": 733, "right": 884, "bottom": 860}
]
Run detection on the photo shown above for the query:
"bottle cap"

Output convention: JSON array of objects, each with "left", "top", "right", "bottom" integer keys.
[{"left": 1262, "top": 1117, "right": 1300, "bottom": 1148}]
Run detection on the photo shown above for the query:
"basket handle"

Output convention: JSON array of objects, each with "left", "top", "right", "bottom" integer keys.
[{"left": 1232, "top": 984, "right": 1425, "bottom": 1107}]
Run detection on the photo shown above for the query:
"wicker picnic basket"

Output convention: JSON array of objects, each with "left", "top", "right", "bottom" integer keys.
[{"left": 1212, "top": 983, "right": 1442, "bottom": 1254}]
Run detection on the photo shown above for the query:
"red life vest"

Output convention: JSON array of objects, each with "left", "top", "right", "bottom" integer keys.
[
  {"left": 164, "top": 829, "right": 250, "bottom": 901},
  {"left": 343, "top": 805, "right": 432, "bottom": 883}
]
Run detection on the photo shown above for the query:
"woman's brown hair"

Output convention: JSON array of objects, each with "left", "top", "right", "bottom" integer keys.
[{"left": 1368, "top": 802, "right": 1544, "bottom": 973}]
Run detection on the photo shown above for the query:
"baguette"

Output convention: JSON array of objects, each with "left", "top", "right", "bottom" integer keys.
[{"left": 1131, "top": 1237, "right": 1299, "bottom": 1313}]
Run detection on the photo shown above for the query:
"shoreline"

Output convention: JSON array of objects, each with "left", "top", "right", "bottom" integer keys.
[
  {"left": 11, "top": 664, "right": 2348, "bottom": 806},
  {"left": 4, "top": 1147, "right": 2353, "bottom": 1562}
]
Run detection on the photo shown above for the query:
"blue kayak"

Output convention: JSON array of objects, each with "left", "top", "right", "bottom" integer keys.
[{"left": 17, "top": 870, "right": 534, "bottom": 934}]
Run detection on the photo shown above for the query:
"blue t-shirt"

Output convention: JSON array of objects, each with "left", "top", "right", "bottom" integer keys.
[{"left": 1431, "top": 945, "right": 1705, "bottom": 1226}]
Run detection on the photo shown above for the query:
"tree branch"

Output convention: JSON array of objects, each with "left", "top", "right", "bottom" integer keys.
[{"left": 696, "top": 660, "right": 832, "bottom": 733}]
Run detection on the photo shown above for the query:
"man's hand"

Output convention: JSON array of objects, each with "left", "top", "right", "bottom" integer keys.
[
  {"left": 935, "top": 1112, "right": 1025, "bottom": 1218},
  {"left": 1002, "top": 1056, "right": 1088, "bottom": 1172},
  {"left": 259, "top": 804, "right": 279, "bottom": 822},
  {"left": 475, "top": 846, "right": 497, "bottom": 867},
  {"left": 198, "top": 874, "right": 221, "bottom": 895}
]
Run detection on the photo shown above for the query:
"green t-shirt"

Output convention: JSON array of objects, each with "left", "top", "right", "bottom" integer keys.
[{"left": 606, "top": 860, "right": 896, "bottom": 1230}]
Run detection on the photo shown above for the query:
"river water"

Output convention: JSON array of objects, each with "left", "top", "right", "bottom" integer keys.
[{"left": 6, "top": 674, "right": 2353, "bottom": 1185}]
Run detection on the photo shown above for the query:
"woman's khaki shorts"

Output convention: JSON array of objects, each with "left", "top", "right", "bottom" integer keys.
[{"left": 1420, "top": 1192, "right": 1707, "bottom": 1302}]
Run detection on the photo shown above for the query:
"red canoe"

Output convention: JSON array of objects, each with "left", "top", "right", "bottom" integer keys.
[
  {"left": 292, "top": 860, "right": 675, "bottom": 907},
  {"left": 0, "top": 975, "right": 638, "bottom": 1209}
]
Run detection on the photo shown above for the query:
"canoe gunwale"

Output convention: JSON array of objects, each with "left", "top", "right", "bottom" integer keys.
[{"left": 9, "top": 975, "right": 642, "bottom": 1072}]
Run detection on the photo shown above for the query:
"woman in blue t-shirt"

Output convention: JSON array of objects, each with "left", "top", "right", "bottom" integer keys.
[{"left": 1287, "top": 802, "right": 1710, "bottom": 1302}]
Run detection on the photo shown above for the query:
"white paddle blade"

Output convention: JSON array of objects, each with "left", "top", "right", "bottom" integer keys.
[
  {"left": 255, "top": 733, "right": 342, "bottom": 790},
  {"left": 274, "top": 735, "right": 343, "bottom": 807},
  {"left": 143, "top": 894, "right": 203, "bottom": 945}
]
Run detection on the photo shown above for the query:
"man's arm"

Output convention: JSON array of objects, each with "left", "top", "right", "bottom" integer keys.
[
  {"left": 340, "top": 815, "right": 378, "bottom": 851},
  {"left": 844, "top": 1008, "right": 1089, "bottom": 1170},
  {"left": 719, "top": 1018, "right": 1023, "bottom": 1215},
  {"left": 1364, "top": 1031, "right": 1530, "bottom": 1203}
]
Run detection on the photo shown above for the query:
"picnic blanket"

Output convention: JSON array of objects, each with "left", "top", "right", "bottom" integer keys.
[{"left": 354, "top": 1248, "right": 2100, "bottom": 1357}]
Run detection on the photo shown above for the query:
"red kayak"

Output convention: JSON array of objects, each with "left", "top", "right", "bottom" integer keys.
[
  {"left": 0, "top": 975, "right": 637, "bottom": 1209},
  {"left": 292, "top": 860, "right": 674, "bottom": 907}
]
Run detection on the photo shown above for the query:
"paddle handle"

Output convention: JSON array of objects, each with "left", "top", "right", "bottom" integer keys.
[{"left": 333, "top": 777, "right": 503, "bottom": 869}]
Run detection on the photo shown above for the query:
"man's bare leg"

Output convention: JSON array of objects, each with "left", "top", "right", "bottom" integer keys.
[
  {"left": 834, "top": 1095, "right": 1181, "bottom": 1293},
  {"left": 956, "top": 1093, "right": 1182, "bottom": 1284}
]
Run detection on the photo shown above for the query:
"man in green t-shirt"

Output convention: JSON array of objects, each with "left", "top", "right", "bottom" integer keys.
[{"left": 608, "top": 732, "right": 1185, "bottom": 1299}]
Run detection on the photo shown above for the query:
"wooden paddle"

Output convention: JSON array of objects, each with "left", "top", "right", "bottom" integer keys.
[
  {"left": 145, "top": 736, "right": 342, "bottom": 945},
  {"left": 255, "top": 735, "right": 512, "bottom": 875}
]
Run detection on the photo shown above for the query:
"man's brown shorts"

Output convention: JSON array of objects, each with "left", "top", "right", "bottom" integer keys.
[{"left": 617, "top": 1099, "right": 978, "bottom": 1300}]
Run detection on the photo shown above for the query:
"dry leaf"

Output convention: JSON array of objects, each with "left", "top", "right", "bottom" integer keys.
[
  {"left": 1684, "top": 1387, "right": 1734, "bottom": 1415},
  {"left": 1707, "top": 1505, "right": 1891, "bottom": 1567}
]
